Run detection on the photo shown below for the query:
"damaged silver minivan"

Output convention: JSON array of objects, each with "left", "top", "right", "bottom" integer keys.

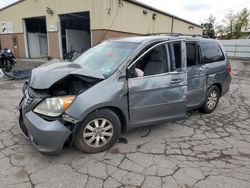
[{"left": 19, "top": 36, "right": 232, "bottom": 154}]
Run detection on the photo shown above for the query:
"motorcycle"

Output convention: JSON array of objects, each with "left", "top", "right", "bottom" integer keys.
[
  {"left": 63, "top": 46, "right": 85, "bottom": 62},
  {"left": 0, "top": 48, "right": 16, "bottom": 72}
]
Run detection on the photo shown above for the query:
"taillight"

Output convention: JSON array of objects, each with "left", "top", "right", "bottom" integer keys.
[{"left": 227, "top": 63, "right": 232, "bottom": 74}]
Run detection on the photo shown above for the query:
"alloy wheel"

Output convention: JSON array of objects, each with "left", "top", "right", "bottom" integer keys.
[
  {"left": 207, "top": 90, "right": 218, "bottom": 110},
  {"left": 83, "top": 118, "right": 114, "bottom": 148}
]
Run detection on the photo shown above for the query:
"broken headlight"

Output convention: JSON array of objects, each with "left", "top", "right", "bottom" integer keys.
[{"left": 34, "top": 96, "right": 75, "bottom": 117}]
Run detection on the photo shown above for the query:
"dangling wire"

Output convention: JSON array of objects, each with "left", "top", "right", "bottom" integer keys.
[
  {"left": 100, "top": 0, "right": 123, "bottom": 41},
  {"left": 118, "top": 0, "right": 124, "bottom": 8},
  {"left": 106, "top": 0, "right": 112, "bottom": 16}
]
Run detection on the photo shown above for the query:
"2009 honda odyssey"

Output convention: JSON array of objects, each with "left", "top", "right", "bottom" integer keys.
[{"left": 18, "top": 36, "right": 231, "bottom": 154}]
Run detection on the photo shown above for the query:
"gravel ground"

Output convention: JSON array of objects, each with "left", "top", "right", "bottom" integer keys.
[{"left": 0, "top": 59, "right": 250, "bottom": 188}]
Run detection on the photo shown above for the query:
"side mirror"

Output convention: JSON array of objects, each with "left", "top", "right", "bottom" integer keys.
[
  {"left": 126, "top": 67, "right": 135, "bottom": 79},
  {"left": 126, "top": 63, "right": 137, "bottom": 79}
]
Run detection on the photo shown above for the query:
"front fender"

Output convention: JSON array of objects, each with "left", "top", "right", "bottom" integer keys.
[{"left": 65, "top": 75, "right": 129, "bottom": 124}]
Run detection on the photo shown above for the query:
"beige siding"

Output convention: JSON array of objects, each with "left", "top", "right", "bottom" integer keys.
[
  {"left": 0, "top": 0, "right": 202, "bottom": 35},
  {"left": 0, "top": 0, "right": 106, "bottom": 33},
  {"left": 173, "top": 19, "right": 202, "bottom": 35},
  {"left": 102, "top": 0, "right": 173, "bottom": 34}
]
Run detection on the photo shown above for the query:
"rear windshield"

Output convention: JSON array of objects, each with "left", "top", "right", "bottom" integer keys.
[{"left": 74, "top": 41, "right": 138, "bottom": 78}]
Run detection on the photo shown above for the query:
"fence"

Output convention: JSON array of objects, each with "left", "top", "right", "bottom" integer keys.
[{"left": 220, "top": 39, "right": 250, "bottom": 59}]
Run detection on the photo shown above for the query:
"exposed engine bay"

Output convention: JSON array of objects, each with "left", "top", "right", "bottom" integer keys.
[
  {"left": 49, "top": 75, "right": 101, "bottom": 96},
  {"left": 23, "top": 74, "right": 102, "bottom": 98}
]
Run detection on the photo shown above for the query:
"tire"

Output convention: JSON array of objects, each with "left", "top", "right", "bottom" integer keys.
[
  {"left": 74, "top": 109, "right": 121, "bottom": 153},
  {"left": 3, "top": 60, "right": 12, "bottom": 72},
  {"left": 201, "top": 85, "right": 220, "bottom": 114}
]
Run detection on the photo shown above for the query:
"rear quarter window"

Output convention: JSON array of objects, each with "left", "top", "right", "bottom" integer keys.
[{"left": 200, "top": 41, "right": 225, "bottom": 64}]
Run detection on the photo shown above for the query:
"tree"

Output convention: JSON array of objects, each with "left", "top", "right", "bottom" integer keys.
[
  {"left": 222, "top": 8, "right": 250, "bottom": 39},
  {"left": 215, "top": 24, "right": 225, "bottom": 38},
  {"left": 234, "top": 8, "right": 250, "bottom": 38},
  {"left": 224, "top": 10, "right": 236, "bottom": 39},
  {"left": 201, "top": 15, "right": 216, "bottom": 38}
]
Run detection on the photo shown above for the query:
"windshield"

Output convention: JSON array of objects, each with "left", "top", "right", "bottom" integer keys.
[{"left": 74, "top": 41, "right": 138, "bottom": 78}]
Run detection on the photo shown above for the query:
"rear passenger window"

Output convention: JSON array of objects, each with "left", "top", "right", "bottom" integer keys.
[
  {"left": 186, "top": 43, "right": 198, "bottom": 67},
  {"left": 200, "top": 42, "right": 225, "bottom": 64}
]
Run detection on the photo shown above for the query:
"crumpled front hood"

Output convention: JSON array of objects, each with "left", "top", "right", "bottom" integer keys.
[{"left": 29, "top": 61, "right": 104, "bottom": 89}]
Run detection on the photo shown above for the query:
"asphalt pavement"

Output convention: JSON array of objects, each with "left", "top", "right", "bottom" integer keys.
[{"left": 0, "top": 59, "right": 250, "bottom": 188}]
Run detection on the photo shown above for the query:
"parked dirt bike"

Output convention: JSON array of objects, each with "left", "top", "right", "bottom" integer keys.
[{"left": 0, "top": 48, "right": 16, "bottom": 72}]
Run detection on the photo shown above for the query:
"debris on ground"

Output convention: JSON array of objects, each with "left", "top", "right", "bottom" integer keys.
[
  {"left": 0, "top": 58, "right": 63, "bottom": 80},
  {"left": 3, "top": 70, "right": 31, "bottom": 80}
]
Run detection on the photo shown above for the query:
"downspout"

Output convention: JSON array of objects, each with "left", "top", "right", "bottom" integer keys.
[{"left": 171, "top": 17, "right": 174, "bottom": 34}]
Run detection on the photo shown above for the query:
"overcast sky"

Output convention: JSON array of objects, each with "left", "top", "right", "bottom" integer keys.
[
  {"left": 136, "top": 0, "right": 250, "bottom": 25},
  {"left": 1, "top": 0, "right": 250, "bottom": 25},
  {"left": 0, "top": 0, "right": 16, "bottom": 9}
]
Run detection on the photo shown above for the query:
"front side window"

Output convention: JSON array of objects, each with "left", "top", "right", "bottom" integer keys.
[
  {"left": 74, "top": 41, "right": 138, "bottom": 78},
  {"left": 200, "top": 41, "right": 225, "bottom": 64},
  {"left": 130, "top": 44, "right": 168, "bottom": 78}
]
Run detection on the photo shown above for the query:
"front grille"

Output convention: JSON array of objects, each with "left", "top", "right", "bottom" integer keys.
[{"left": 23, "top": 89, "right": 34, "bottom": 109}]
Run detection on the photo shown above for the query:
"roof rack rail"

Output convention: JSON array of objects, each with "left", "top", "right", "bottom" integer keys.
[
  {"left": 143, "top": 32, "right": 172, "bottom": 36},
  {"left": 145, "top": 33, "right": 210, "bottom": 38},
  {"left": 177, "top": 34, "right": 210, "bottom": 38}
]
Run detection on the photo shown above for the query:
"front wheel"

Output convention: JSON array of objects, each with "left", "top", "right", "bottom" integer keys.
[
  {"left": 3, "top": 60, "right": 13, "bottom": 72},
  {"left": 74, "top": 109, "right": 121, "bottom": 153},
  {"left": 201, "top": 85, "right": 220, "bottom": 114}
]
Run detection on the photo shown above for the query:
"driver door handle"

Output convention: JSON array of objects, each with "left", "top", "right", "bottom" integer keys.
[{"left": 171, "top": 79, "right": 184, "bottom": 84}]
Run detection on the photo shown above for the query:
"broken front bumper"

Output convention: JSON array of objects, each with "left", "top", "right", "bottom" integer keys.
[{"left": 19, "top": 104, "right": 72, "bottom": 155}]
